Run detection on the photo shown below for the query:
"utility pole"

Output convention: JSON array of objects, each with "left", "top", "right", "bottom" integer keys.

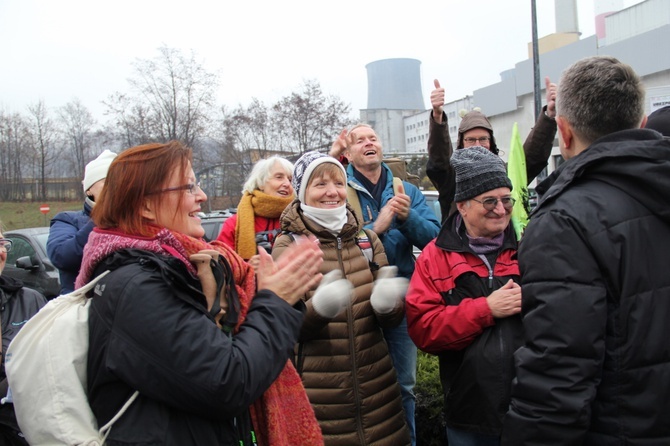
[{"left": 531, "top": 0, "right": 542, "bottom": 122}]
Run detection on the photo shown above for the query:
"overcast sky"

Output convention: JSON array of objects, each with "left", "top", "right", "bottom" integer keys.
[{"left": 0, "top": 0, "right": 642, "bottom": 122}]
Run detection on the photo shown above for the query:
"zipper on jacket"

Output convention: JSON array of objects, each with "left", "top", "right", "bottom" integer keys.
[
  {"left": 336, "top": 236, "right": 365, "bottom": 443},
  {"left": 336, "top": 237, "right": 346, "bottom": 273}
]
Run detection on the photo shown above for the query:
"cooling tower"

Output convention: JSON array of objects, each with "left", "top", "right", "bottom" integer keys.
[{"left": 365, "top": 58, "right": 424, "bottom": 110}]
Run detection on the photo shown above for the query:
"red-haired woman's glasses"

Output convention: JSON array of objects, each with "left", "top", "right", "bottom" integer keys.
[{"left": 148, "top": 182, "right": 201, "bottom": 196}]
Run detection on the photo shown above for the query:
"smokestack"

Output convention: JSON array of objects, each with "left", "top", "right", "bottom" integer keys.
[
  {"left": 555, "top": 0, "right": 580, "bottom": 35},
  {"left": 365, "top": 58, "right": 424, "bottom": 110}
]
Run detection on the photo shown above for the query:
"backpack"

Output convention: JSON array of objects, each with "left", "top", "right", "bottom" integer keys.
[
  {"left": 5, "top": 270, "right": 139, "bottom": 445},
  {"left": 383, "top": 157, "right": 420, "bottom": 189}
]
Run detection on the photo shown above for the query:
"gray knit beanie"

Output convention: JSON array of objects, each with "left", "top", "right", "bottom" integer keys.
[
  {"left": 451, "top": 146, "right": 512, "bottom": 202},
  {"left": 292, "top": 151, "right": 347, "bottom": 203}
]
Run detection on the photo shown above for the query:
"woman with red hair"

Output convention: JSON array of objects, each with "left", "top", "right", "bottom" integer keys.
[{"left": 76, "top": 141, "right": 323, "bottom": 445}]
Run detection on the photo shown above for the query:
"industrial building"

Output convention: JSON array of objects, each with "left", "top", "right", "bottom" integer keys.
[{"left": 362, "top": 0, "right": 670, "bottom": 180}]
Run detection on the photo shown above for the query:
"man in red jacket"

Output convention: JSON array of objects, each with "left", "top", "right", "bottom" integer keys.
[{"left": 406, "top": 146, "right": 521, "bottom": 446}]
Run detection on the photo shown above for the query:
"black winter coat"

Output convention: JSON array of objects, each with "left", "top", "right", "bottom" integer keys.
[
  {"left": 502, "top": 129, "right": 670, "bottom": 445},
  {"left": 87, "top": 249, "right": 305, "bottom": 446},
  {"left": 0, "top": 276, "right": 46, "bottom": 438}
]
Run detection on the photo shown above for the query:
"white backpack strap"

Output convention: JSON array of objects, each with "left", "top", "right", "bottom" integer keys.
[
  {"left": 72, "top": 270, "right": 112, "bottom": 299},
  {"left": 99, "top": 390, "right": 140, "bottom": 441}
]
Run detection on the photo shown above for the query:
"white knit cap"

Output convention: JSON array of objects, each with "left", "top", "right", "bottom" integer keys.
[
  {"left": 82, "top": 150, "right": 117, "bottom": 192},
  {"left": 292, "top": 151, "right": 347, "bottom": 203}
]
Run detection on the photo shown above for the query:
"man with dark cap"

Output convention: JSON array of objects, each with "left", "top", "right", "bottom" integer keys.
[
  {"left": 427, "top": 78, "right": 557, "bottom": 221},
  {"left": 502, "top": 56, "right": 670, "bottom": 445},
  {"left": 406, "top": 146, "right": 522, "bottom": 446},
  {"left": 645, "top": 105, "right": 670, "bottom": 136}
]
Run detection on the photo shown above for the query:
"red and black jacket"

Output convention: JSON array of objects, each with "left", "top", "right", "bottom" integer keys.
[{"left": 407, "top": 213, "right": 521, "bottom": 436}]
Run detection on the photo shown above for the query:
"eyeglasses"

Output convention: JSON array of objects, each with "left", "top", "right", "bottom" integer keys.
[
  {"left": 148, "top": 182, "right": 201, "bottom": 196},
  {"left": 471, "top": 197, "right": 515, "bottom": 211},
  {"left": 463, "top": 136, "right": 491, "bottom": 145},
  {"left": 0, "top": 238, "right": 12, "bottom": 253}
]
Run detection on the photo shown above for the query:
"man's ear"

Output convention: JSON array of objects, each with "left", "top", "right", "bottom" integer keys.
[
  {"left": 456, "top": 201, "right": 468, "bottom": 217},
  {"left": 640, "top": 114, "right": 648, "bottom": 129},
  {"left": 344, "top": 149, "right": 352, "bottom": 163},
  {"left": 141, "top": 198, "right": 156, "bottom": 222},
  {"left": 556, "top": 115, "right": 573, "bottom": 153}
]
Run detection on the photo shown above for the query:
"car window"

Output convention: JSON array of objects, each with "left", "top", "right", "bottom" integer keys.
[
  {"left": 421, "top": 193, "right": 441, "bottom": 222},
  {"left": 201, "top": 220, "right": 224, "bottom": 242},
  {"left": 34, "top": 233, "right": 49, "bottom": 252},
  {"left": 6, "top": 237, "right": 36, "bottom": 264}
]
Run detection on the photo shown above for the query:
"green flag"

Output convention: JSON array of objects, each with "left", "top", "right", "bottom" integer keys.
[{"left": 508, "top": 122, "right": 529, "bottom": 239}]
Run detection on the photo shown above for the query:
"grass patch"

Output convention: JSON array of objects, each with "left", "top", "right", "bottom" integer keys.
[
  {"left": 0, "top": 201, "right": 81, "bottom": 231},
  {"left": 416, "top": 350, "right": 447, "bottom": 445}
]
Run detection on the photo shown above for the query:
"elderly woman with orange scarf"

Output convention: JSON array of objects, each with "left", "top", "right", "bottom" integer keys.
[
  {"left": 76, "top": 141, "right": 323, "bottom": 445},
  {"left": 217, "top": 156, "right": 294, "bottom": 268}
]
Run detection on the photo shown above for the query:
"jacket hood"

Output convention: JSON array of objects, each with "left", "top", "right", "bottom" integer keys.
[
  {"left": 0, "top": 275, "right": 24, "bottom": 294},
  {"left": 457, "top": 110, "right": 499, "bottom": 154},
  {"left": 536, "top": 129, "right": 670, "bottom": 223}
]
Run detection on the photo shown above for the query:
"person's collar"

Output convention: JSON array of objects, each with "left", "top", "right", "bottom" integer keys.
[{"left": 349, "top": 163, "right": 382, "bottom": 184}]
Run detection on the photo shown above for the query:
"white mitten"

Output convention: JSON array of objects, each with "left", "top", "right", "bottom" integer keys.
[
  {"left": 311, "top": 270, "right": 354, "bottom": 318},
  {"left": 370, "top": 266, "right": 409, "bottom": 314}
]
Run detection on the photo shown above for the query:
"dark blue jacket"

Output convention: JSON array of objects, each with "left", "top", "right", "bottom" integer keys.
[
  {"left": 46, "top": 200, "right": 95, "bottom": 293},
  {"left": 346, "top": 163, "right": 440, "bottom": 279}
]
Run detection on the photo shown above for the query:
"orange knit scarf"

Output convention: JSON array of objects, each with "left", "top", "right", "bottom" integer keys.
[{"left": 235, "top": 190, "right": 293, "bottom": 259}]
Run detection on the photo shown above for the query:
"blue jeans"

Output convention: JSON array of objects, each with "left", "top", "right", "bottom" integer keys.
[
  {"left": 383, "top": 316, "right": 417, "bottom": 445},
  {"left": 446, "top": 427, "right": 500, "bottom": 446}
]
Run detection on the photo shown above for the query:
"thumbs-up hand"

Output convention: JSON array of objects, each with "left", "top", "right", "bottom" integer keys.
[
  {"left": 431, "top": 79, "right": 445, "bottom": 121},
  {"left": 545, "top": 76, "right": 557, "bottom": 119}
]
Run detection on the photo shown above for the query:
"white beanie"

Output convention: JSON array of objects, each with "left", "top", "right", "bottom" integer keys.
[
  {"left": 83, "top": 150, "right": 117, "bottom": 192},
  {"left": 292, "top": 151, "right": 347, "bottom": 203}
]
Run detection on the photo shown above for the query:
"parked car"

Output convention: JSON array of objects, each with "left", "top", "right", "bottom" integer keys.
[
  {"left": 199, "top": 209, "right": 235, "bottom": 242},
  {"left": 3, "top": 227, "right": 61, "bottom": 299},
  {"left": 421, "top": 190, "right": 441, "bottom": 222}
]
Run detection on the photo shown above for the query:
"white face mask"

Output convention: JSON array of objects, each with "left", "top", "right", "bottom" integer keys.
[{"left": 300, "top": 203, "right": 348, "bottom": 236}]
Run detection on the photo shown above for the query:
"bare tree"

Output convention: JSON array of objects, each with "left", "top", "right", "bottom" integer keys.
[
  {"left": 103, "top": 92, "right": 159, "bottom": 148},
  {"left": 128, "top": 46, "right": 219, "bottom": 149},
  {"left": 224, "top": 99, "right": 278, "bottom": 158},
  {"left": 0, "top": 111, "right": 31, "bottom": 200},
  {"left": 27, "top": 100, "right": 57, "bottom": 200},
  {"left": 272, "top": 79, "right": 354, "bottom": 154},
  {"left": 58, "top": 99, "right": 96, "bottom": 193}
]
